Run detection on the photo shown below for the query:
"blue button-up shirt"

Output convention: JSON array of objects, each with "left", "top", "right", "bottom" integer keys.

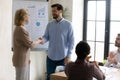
[{"left": 43, "top": 18, "right": 74, "bottom": 60}]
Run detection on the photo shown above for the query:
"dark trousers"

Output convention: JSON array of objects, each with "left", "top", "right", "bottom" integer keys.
[{"left": 46, "top": 56, "right": 65, "bottom": 80}]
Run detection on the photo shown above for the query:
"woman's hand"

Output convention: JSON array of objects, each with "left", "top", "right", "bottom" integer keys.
[{"left": 85, "top": 56, "right": 91, "bottom": 62}]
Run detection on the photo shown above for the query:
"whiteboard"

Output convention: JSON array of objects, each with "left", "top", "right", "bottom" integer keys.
[{"left": 13, "top": 1, "right": 48, "bottom": 50}]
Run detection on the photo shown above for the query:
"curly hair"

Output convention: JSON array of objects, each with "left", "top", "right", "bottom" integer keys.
[{"left": 75, "top": 41, "right": 90, "bottom": 59}]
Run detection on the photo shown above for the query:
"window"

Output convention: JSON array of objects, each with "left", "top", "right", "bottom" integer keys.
[
  {"left": 110, "top": 0, "right": 120, "bottom": 51},
  {"left": 83, "top": 0, "right": 120, "bottom": 62}
]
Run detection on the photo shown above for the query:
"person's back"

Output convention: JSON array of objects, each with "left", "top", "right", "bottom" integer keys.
[
  {"left": 65, "top": 41, "right": 105, "bottom": 80},
  {"left": 65, "top": 60, "right": 105, "bottom": 80},
  {"left": 65, "top": 61, "right": 93, "bottom": 80}
]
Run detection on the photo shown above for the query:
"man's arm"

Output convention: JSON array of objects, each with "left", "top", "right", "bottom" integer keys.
[
  {"left": 104, "top": 51, "right": 115, "bottom": 67},
  {"left": 112, "top": 59, "right": 120, "bottom": 68},
  {"left": 39, "top": 24, "right": 49, "bottom": 44},
  {"left": 115, "top": 62, "right": 120, "bottom": 68},
  {"left": 107, "top": 51, "right": 115, "bottom": 62},
  {"left": 67, "top": 24, "right": 74, "bottom": 58},
  {"left": 64, "top": 24, "right": 74, "bottom": 64}
]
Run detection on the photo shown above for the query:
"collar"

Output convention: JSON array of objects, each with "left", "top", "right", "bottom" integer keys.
[
  {"left": 75, "top": 58, "right": 87, "bottom": 64},
  {"left": 55, "top": 18, "right": 64, "bottom": 23}
]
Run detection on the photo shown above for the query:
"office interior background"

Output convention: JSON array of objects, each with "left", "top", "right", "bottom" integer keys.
[{"left": 0, "top": 0, "right": 119, "bottom": 80}]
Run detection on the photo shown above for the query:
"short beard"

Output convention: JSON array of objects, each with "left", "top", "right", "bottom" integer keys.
[
  {"left": 53, "top": 14, "right": 58, "bottom": 19},
  {"left": 115, "top": 42, "right": 120, "bottom": 47},
  {"left": 53, "top": 16, "right": 57, "bottom": 19}
]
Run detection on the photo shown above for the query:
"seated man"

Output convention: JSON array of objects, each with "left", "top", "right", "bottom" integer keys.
[
  {"left": 65, "top": 41, "right": 105, "bottom": 80},
  {"left": 105, "top": 34, "right": 120, "bottom": 68}
]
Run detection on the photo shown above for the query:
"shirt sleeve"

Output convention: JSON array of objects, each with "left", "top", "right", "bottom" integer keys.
[
  {"left": 67, "top": 24, "right": 74, "bottom": 58},
  {"left": 21, "top": 29, "right": 34, "bottom": 48},
  {"left": 104, "top": 61, "right": 112, "bottom": 67},
  {"left": 115, "top": 62, "right": 120, "bottom": 68},
  {"left": 93, "top": 65, "right": 105, "bottom": 80},
  {"left": 42, "top": 23, "right": 49, "bottom": 43}
]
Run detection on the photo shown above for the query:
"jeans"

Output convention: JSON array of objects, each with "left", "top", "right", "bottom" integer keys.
[{"left": 46, "top": 56, "right": 65, "bottom": 80}]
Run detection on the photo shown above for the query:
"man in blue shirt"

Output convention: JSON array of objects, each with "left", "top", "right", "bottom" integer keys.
[{"left": 39, "top": 3, "right": 74, "bottom": 80}]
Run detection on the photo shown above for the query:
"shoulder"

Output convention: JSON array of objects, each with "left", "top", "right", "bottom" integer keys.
[
  {"left": 62, "top": 19, "right": 72, "bottom": 25},
  {"left": 14, "top": 26, "right": 23, "bottom": 35},
  {"left": 46, "top": 20, "right": 56, "bottom": 28},
  {"left": 62, "top": 19, "right": 73, "bottom": 31},
  {"left": 86, "top": 62, "right": 95, "bottom": 70},
  {"left": 65, "top": 62, "right": 74, "bottom": 68},
  {"left": 16, "top": 26, "right": 29, "bottom": 37},
  {"left": 66, "top": 61, "right": 74, "bottom": 66},
  {"left": 48, "top": 20, "right": 56, "bottom": 24}
]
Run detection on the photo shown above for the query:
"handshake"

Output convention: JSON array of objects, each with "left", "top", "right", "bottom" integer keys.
[{"left": 34, "top": 37, "right": 44, "bottom": 44}]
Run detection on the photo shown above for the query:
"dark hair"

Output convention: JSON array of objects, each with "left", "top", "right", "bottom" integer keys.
[
  {"left": 75, "top": 41, "right": 90, "bottom": 60},
  {"left": 51, "top": 3, "right": 63, "bottom": 11},
  {"left": 118, "top": 33, "right": 120, "bottom": 36}
]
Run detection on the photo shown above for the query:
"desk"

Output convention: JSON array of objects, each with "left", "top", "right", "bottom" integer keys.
[
  {"left": 50, "top": 66, "right": 120, "bottom": 80},
  {"left": 50, "top": 72, "right": 67, "bottom": 80}
]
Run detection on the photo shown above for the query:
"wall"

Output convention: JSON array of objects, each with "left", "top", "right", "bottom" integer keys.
[
  {"left": 0, "top": 0, "right": 14, "bottom": 80},
  {"left": 71, "top": 0, "right": 84, "bottom": 61},
  {"left": 30, "top": 51, "right": 47, "bottom": 80}
]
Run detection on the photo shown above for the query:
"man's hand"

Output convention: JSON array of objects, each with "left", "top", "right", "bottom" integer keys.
[
  {"left": 107, "top": 57, "right": 113, "bottom": 62},
  {"left": 112, "top": 59, "right": 118, "bottom": 65},
  {"left": 35, "top": 39, "right": 42, "bottom": 44},
  {"left": 39, "top": 37, "right": 44, "bottom": 44},
  {"left": 109, "top": 52, "right": 115, "bottom": 58},
  {"left": 64, "top": 57, "right": 71, "bottom": 64},
  {"left": 107, "top": 52, "right": 117, "bottom": 63}
]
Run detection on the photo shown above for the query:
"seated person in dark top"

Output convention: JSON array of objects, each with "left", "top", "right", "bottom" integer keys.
[{"left": 65, "top": 41, "right": 105, "bottom": 80}]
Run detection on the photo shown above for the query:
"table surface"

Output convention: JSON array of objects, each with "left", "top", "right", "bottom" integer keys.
[{"left": 50, "top": 66, "right": 120, "bottom": 80}]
